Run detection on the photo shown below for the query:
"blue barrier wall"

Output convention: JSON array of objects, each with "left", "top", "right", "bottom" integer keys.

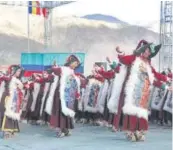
[{"left": 21, "top": 53, "right": 85, "bottom": 73}]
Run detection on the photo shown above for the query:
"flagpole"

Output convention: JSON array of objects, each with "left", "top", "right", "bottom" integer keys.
[{"left": 27, "top": 2, "right": 30, "bottom": 53}]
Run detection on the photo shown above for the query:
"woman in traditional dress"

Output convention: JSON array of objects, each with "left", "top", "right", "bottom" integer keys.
[
  {"left": 73, "top": 73, "right": 87, "bottom": 123},
  {"left": 94, "top": 59, "right": 121, "bottom": 128},
  {"left": 82, "top": 70, "right": 104, "bottom": 126},
  {"left": 31, "top": 71, "right": 55, "bottom": 125},
  {"left": 1, "top": 65, "right": 24, "bottom": 138},
  {"left": 0, "top": 72, "right": 11, "bottom": 133},
  {"left": 95, "top": 40, "right": 172, "bottom": 142},
  {"left": 48, "top": 55, "right": 81, "bottom": 138},
  {"left": 40, "top": 71, "right": 54, "bottom": 125},
  {"left": 20, "top": 78, "right": 34, "bottom": 123},
  {"left": 157, "top": 70, "right": 172, "bottom": 126}
]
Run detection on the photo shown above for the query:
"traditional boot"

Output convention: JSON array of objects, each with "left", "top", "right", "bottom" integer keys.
[
  {"left": 135, "top": 130, "right": 145, "bottom": 141},
  {"left": 3, "top": 132, "right": 13, "bottom": 139},
  {"left": 56, "top": 130, "right": 65, "bottom": 138},
  {"left": 126, "top": 131, "right": 137, "bottom": 142},
  {"left": 112, "top": 126, "right": 118, "bottom": 132},
  {"left": 63, "top": 129, "right": 72, "bottom": 136}
]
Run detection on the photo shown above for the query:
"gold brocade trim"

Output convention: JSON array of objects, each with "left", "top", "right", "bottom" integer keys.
[{"left": 139, "top": 78, "right": 150, "bottom": 108}]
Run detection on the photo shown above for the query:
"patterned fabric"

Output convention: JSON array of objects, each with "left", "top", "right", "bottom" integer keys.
[
  {"left": 88, "top": 84, "right": 100, "bottom": 107},
  {"left": 133, "top": 67, "right": 150, "bottom": 109},
  {"left": 139, "top": 79, "right": 150, "bottom": 109},
  {"left": 134, "top": 72, "right": 147, "bottom": 106},
  {"left": 151, "top": 87, "right": 167, "bottom": 111},
  {"left": 163, "top": 91, "right": 172, "bottom": 114},
  {"left": 11, "top": 89, "right": 23, "bottom": 113},
  {"left": 64, "top": 75, "right": 78, "bottom": 108}
]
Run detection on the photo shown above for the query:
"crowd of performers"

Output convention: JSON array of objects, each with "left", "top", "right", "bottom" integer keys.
[{"left": 0, "top": 40, "right": 172, "bottom": 142}]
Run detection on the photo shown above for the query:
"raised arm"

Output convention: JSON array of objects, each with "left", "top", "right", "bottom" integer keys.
[
  {"left": 118, "top": 54, "right": 136, "bottom": 66},
  {"left": 151, "top": 67, "right": 168, "bottom": 82},
  {"left": 51, "top": 67, "right": 62, "bottom": 76}
]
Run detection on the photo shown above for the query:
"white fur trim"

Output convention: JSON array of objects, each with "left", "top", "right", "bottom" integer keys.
[
  {"left": 97, "top": 80, "right": 109, "bottom": 114},
  {"left": 123, "top": 57, "right": 154, "bottom": 120},
  {"left": 108, "top": 65, "right": 127, "bottom": 113},
  {"left": 5, "top": 77, "right": 23, "bottom": 120},
  {"left": 59, "top": 67, "right": 75, "bottom": 118},
  {"left": 78, "top": 88, "right": 85, "bottom": 111},
  {"left": 31, "top": 82, "right": 40, "bottom": 112},
  {"left": 22, "top": 90, "right": 30, "bottom": 111},
  {"left": 83, "top": 85, "right": 91, "bottom": 111},
  {"left": 45, "top": 74, "right": 59, "bottom": 115},
  {"left": 40, "top": 82, "right": 50, "bottom": 116},
  {"left": 106, "top": 79, "right": 114, "bottom": 100},
  {"left": 0, "top": 81, "right": 5, "bottom": 103}
]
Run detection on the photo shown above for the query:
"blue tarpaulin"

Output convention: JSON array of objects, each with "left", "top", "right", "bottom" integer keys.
[{"left": 21, "top": 53, "right": 85, "bottom": 74}]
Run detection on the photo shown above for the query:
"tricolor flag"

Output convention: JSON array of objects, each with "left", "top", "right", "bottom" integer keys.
[{"left": 28, "top": 1, "right": 48, "bottom": 18}]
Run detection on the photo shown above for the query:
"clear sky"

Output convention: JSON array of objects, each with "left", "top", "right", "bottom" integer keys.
[{"left": 53, "top": 0, "right": 161, "bottom": 32}]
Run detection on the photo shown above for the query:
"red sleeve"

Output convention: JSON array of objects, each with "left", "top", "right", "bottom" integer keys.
[
  {"left": 48, "top": 74, "right": 54, "bottom": 81},
  {"left": 97, "top": 70, "right": 115, "bottom": 79},
  {"left": 114, "top": 65, "right": 121, "bottom": 73},
  {"left": 1, "top": 76, "right": 10, "bottom": 81},
  {"left": 23, "top": 83, "right": 29, "bottom": 89},
  {"left": 168, "top": 73, "right": 172, "bottom": 79},
  {"left": 52, "top": 67, "right": 61, "bottom": 76},
  {"left": 35, "top": 77, "right": 44, "bottom": 83},
  {"left": 75, "top": 73, "right": 86, "bottom": 79},
  {"left": 94, "top": 75, "right": 105, "bottom": 82},
  {"left": 153, "top": 80, "right": 163, "bottom": 88},
  {"left": 118, "top": 54, "right": 136, "bottom": 65},
  {"left": 151, "top": 67, "right": 168, "bottom": 82},
  {"left": 29, "top": 82, "right": 34, "bottom": 90}
]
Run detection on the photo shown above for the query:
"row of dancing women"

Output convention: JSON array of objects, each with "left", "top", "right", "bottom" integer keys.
[{"left": 0, "top": 39, "right": 172, "bottom": 142}]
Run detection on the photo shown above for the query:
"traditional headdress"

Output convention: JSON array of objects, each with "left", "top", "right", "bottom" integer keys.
[
  {"left": 8, "top": 65, "right": 24, "bottom": 77},
  {"left": 134, "top": 40, "right": 161, "bottom": 58},
  {"left": 64, "top": 55, "right": 81, "bottom": 67}
]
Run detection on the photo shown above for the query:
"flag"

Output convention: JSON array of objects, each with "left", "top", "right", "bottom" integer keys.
[{"left": 28, "top": 1, "right": 48, "bottom": 18}]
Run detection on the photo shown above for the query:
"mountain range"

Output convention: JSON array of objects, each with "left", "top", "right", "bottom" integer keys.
[{"left": 82, "top": 14, "right": 128, "bottom": 25}]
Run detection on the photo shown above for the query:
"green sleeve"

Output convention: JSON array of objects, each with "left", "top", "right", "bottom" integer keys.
[
  {"left": 110, "top": 61, "right": 117, "bottom": 69},
  {"left": 161, "top": 84, "right": 166, "bottom": 90}
]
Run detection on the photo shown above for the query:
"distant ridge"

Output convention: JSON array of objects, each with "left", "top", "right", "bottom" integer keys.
[{"left": 82, "top": 14, "right": 128, "bottom": 24}]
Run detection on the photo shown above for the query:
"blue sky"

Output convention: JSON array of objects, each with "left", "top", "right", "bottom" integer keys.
[{"left": 53, "top": 0, "right": 161, "bottom": 32}]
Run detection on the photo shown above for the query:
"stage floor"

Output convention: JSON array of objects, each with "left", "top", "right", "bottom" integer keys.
[{"left": 0, "top": 123, "right": 172, "bottom": 150}]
